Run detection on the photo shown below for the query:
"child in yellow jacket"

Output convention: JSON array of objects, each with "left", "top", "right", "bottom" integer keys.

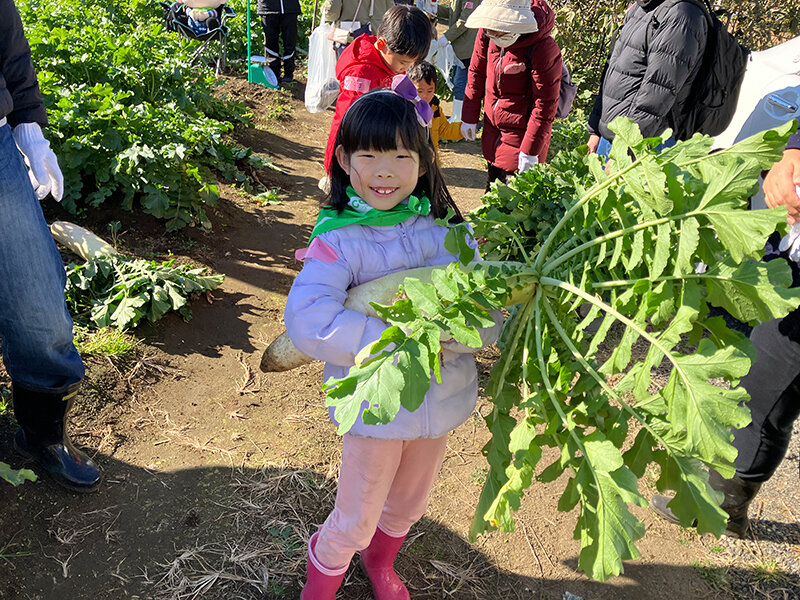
[{"left": 408, "top": 61, "right": 463, "bottom": 164}]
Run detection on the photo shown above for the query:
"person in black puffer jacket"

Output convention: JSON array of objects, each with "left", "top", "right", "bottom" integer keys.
[
  {"left": 586, "top": 0, "right": 707, "bottom": 155},
  {"left": 257, "top": 0, "right": 301, "bottom": 84}
]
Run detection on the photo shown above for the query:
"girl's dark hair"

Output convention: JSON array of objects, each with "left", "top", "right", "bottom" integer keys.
[
  {"left": 377, "top": 5, "right": 432, "bottom": 62},
  {"left": 407, "top": 61, "right": 437, "bottom": 85},
  {"left": 328, "top": 91, "right": 463, "bottom": 223}
]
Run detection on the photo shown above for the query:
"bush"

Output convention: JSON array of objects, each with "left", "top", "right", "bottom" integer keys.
[{"left": 19, "top": 0, "right": 261, "bottom": 230}]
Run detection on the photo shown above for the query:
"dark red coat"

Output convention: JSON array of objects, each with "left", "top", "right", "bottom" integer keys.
[
  {"left": 323, "top": 34, "right": 396, "bottom": 173},
  {"left": 462, "top": 0, "right": 561, "bottom": 172}
]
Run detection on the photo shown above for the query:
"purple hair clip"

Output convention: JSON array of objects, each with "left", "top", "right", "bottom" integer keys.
[{"left": 391, "top": 74, "right": 433, "bottom": 128}]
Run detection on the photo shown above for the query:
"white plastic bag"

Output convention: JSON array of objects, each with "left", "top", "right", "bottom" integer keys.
[
  {"left": 425, "top": 40, "right": 463, "bottom": 89},
  {"left": 305, "top": 23, "right": 339, "bottom": 113}
]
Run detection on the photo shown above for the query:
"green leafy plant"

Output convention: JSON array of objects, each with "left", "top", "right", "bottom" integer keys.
[
  {"left": 65, "top": 255, "right": 224, "bottom": 330},
  {"left": 255, "top": 188, "right": 285, "bottom": 206},
  {"left": 0, "top": 390, "right": 36, "bottom": 486},
  {"left": 73, "top": 326, "right": 141, "bottom": 361},
  {"left": 18, "top": 0, "right": 272, "bottom": 230},
  {"left": 0, "top": 464, "right": 37, "bottom": 487},
  {"left": 320, "top": 119, "right": 800, "bottom": 580}
]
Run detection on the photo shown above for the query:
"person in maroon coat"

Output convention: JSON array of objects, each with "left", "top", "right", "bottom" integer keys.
[{"left": 461, "top": 0, "right": 561, "bottom": 188}]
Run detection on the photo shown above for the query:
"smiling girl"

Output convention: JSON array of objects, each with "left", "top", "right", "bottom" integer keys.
[{"left": 284, "top": 82, "right": 502, "bottom": 600}]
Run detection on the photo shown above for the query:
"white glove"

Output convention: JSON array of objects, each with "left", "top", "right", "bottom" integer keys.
[
  {"left": 435, "top": 35, "right": 449, "bottom": 49},
  {"left": 13, "top": 122, "right": 64, "bottom": 202},
  {"left": 461, "top": 122, "right": 477, "bottom": 141},
  {"left": 517, "top": 152, "right": 539, "bottom": 173}
]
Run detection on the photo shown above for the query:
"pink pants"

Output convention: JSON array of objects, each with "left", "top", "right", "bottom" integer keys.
[{"left": 313, "top": 434, "right": 449, "bottom": 571}]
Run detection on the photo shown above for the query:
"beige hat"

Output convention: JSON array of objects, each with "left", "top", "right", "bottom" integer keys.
[{"left": 465, "top": 0, "right": 538, "bottom": 33}]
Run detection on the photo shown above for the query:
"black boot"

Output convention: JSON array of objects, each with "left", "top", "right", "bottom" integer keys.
[
  {"left": 650, "top": 469, "right": 762, "bottom": 538},
  {"left": 12, "top": 382, "right": 101, "bottom": 492}
]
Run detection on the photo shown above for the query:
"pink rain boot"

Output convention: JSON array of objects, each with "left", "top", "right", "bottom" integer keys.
[
  {"left": 300, "top": 532, "right": 347, "bottom": 599},
  {"left": 359, "top": 527, "right": 410, "bottom": 600}
]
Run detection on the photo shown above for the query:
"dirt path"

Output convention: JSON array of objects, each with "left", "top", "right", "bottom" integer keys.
[{"left": 1, "top": 76, "right": 798, "bottom": 600}]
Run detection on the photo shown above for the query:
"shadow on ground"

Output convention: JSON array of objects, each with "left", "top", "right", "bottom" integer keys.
[{"left": 2, "top": 436, "right": 781, "bottom": 600}]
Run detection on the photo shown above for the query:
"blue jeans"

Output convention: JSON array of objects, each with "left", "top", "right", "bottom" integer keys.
[
  {"left": 597, "top": 135, "right": 676, "bottom": 159},
  {"left": 452, "top": 58, "right": 469, "bottom": 102},
  {"left": 0, "top": 124, "right": 83, "bottom": 392}
]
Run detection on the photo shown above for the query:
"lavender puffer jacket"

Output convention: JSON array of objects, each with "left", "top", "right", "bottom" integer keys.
[{"left": 284, "top": 214, "right": 502, "bottom": 440}]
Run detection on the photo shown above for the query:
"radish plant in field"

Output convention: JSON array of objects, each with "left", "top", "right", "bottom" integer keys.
[{"left": 322, "top": 119, "right": 800, "bottom": 580}]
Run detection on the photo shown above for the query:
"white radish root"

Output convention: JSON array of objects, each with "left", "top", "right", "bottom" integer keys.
[
  {"left": 260, "top": 262, "right": 533, "bottom": 373},
  {"left": 260, "top": 267, "right": 433, "bottom": 373},
  {"left": 50, "top": 221, "right": 117, "bottom": 260}
]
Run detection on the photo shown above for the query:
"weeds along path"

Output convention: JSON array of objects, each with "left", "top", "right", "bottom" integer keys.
[{"left": 2, "top": 75, "right": 794, "bottom": 600}]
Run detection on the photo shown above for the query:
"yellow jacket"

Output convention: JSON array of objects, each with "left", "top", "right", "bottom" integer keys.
[{"left": 430, "top": 97, "right": 463, "bottom": 164}]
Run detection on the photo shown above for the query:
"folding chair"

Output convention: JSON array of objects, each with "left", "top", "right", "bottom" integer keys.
[{"left": 159, "top": 1, "right": 237, "bottom": 76}]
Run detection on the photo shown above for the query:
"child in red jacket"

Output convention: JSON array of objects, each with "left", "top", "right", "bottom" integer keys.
[{"left": 321, "top": 4, "right": 432, "bottom": 182}]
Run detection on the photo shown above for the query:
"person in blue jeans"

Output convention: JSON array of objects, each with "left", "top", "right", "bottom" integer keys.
[
  {"left": 0, "top": 0, "right": 100, "bottom": 492},
  {"left": 651, "top": 121, "right": 800, "bottom": 537}
]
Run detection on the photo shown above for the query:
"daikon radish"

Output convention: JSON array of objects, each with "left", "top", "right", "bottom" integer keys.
[
  {"left": 50, "top": 221, "right": 117, "bottom": 260},
  {"left": 260, "top": 262, "right": 533, "bottom": 373}
]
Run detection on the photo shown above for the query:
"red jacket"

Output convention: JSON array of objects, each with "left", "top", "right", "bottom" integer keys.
[
  {"left": 462, "top": 0, "right": 561, "bottom": 172},
  {"left": 324, "top": 35, "right": 396, "bottom": 173}
]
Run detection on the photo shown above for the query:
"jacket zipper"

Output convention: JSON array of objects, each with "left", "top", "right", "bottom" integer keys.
[{"left": 491, "top": 48, "right": 504, "bottom": 119}]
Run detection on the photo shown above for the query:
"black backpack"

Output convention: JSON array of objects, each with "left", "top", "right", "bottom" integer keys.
[{"left": 656, "top": 0, "right": 749, "bottom": 139}]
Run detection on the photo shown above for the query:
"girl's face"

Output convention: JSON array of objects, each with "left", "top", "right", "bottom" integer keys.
[{"left": 336, "top": 140, "right": 425, "bottom": 211}]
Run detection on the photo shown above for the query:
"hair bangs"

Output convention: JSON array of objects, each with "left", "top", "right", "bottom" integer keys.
[{"left": 337, "top": 92, "right": 428, "bottom": 157}]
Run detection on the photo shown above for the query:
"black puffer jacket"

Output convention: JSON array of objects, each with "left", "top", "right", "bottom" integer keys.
[
  {"left": 256, "top": 0, "right": 301, "bottom": 15},
  {"left": 0, "top": 0, "right": 47, "bottom": 127},
  {"left": 587, "top": 0, "right": 707, "bottom": 141}
]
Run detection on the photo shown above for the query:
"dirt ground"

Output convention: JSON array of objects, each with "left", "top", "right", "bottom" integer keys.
[{"left": 0, "top": 75, "right": 798, "bottom": 600}]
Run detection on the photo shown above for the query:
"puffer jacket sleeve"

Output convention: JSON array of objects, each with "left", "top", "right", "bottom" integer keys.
[
  {"left": 586, "top": 66, "right": 606, "bottom": 135},
  {"left": 520, "top": 38, "right": 561, "bottom": 160},
  {"left": 462, "top": 30, "right": 488, "bottom": 124},
  {"left": 1, "top": 0, "right": 47, "bottom": 127},
  {"left": 788, "top": 122, "right": 800, "bottom": 150},
  {"left": 587, "top": 6, "right": 631, "bottom": 136},
  {"left": 285, "top": 234, "right": 389, "bottom": 367},
  {"left": 626, "top": 3, "right": 707, "bottom": 138}
]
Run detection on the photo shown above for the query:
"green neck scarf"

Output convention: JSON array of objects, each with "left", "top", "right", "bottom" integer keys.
[{"left": 308, "top": 186, "right": 431, "bottom": 244}]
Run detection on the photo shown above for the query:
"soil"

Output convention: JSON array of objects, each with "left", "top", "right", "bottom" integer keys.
[{"left": 0, "top": 74, "right": 798, "bottom": 600}]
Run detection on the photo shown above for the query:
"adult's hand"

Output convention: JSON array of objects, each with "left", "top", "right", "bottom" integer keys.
[
  {"left": 587, "top": 133, "right": 601, "bottom": 154},
  {"left": 12, "top": 122, "right": 64, "bottom": 202},
  {"left": 517, "top": 152, "right": 538, "bottom": 173},
  {"left": 764, "top": 148, "right": 800, "bottom": 224},
  {"left": 461, "top": 122, "right": 477, "bottom": 141}
]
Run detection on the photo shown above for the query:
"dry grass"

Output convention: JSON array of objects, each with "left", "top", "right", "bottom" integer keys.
[{"left": 152, "top": 465, "right": 334, "bottom": 599}]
